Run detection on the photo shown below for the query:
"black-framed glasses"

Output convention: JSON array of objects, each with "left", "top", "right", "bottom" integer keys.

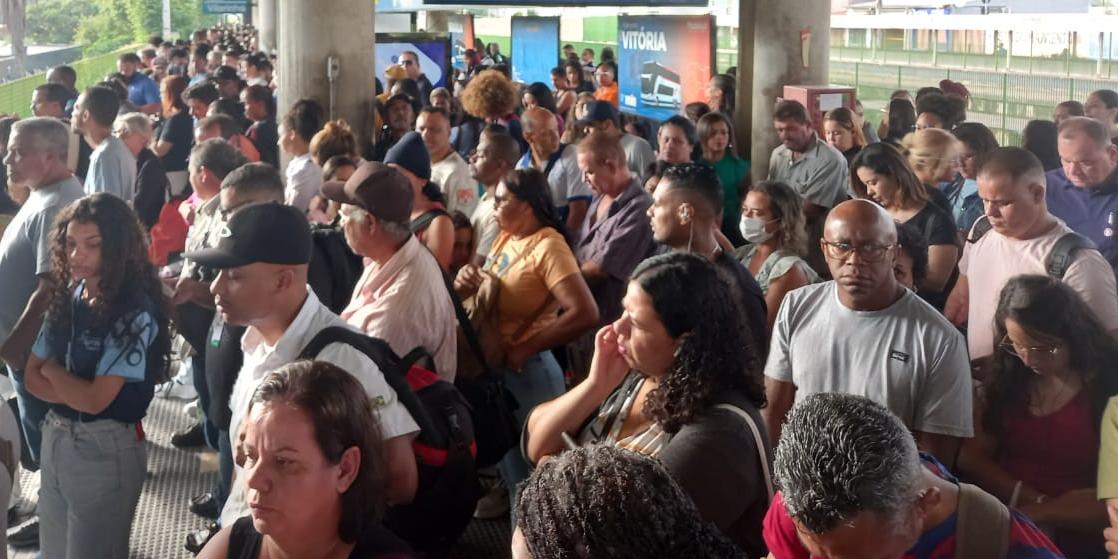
[
  {"left": 821, "top": 240, "right": 894, "bottom": 262},
  {"left": 999, "top": 335, "right": 1061, "bottom": 359}
]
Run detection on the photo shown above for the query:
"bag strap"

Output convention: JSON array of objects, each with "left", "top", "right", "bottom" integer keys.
[
  {"left": 955, "top": 482, "right": 1011, "bottom": 559},
  {"left": 543, "top": 143, "right": 567, "bottom": 178},
  {"left": 713, "top": 403, "right": 774, "bottom": 501},
  {"left": 966, "top": 216, "right": 993, "bottom": 244},
  {"left": 509, "top": 293, "right": 556, "bottom": 344},
  {"left": 1045, "top": 231, "right": 1097, "bottom": 280},
  {"left": 410, "top": 208, "right": 450, "bottom": 234}
]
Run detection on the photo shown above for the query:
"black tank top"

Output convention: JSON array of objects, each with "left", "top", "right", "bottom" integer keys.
[{"left": 226, "top": 517, "right": 414, "bottom": 559}]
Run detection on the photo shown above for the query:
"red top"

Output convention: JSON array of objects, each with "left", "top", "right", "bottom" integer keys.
[{"left": 998, "top": 390, "right": 1102, "bottom": 556}]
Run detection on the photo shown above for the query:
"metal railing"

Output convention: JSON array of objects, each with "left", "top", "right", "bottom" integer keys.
[
  {"left": 831, "top": 44, "right": 1116, "bottom": 79},
  {"left": 830, "top": 60, "right": 1118, "bottom": 146},
  {"left": 0, "top": 45, "right": 141, "bottom": 118}
]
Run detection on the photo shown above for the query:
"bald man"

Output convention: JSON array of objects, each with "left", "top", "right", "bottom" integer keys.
[
  {"left": 764, "top": 199, "right": 972, "bottom": 468},
  {"left": 516, "top": 106, "right": 592, "bottom": 232}
]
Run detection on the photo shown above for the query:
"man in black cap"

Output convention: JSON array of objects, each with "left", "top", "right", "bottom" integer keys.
[
  {"left": 211, "top": 65, "right": 245, "bottom": 121},
  {"left": 187, "top": 203, "right": 420, "bottom": 527},
  {"left": 577, "top": 100, "right": 655, "bottom": 182},
  {"left": 369, "top": 94, "right": 417, "bottom": 162},
  {"left": 324, "top": 162, "right": 458, "bottom": 380}
]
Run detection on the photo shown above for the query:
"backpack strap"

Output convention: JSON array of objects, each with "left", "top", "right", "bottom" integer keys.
[
  {"left": 713, "top": 404, "right": 774, "bottom": 502},
  {"left": 298, "top": 326, "right": 441, "bottom": 445},
  {"left": 441, "top": 273, "right": 494, "bottom": 375},
  {"left": 1045, "top": 232, "right": 1097, "bottom": 280},
  {"left": 966, "top": 216, "right": 993, "bottom": 244},
  {"left": 955, "top": 482, "right": 1011, "bottom": 559},
  {"left": 410, "top": 208, "right": 450, "bottom": 234},
  {"left": 543, "top": 144, "right": 566, "bottom": 178}
]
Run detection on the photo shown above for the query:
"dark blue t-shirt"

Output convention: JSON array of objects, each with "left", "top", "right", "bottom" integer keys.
[
  {"left": 1045, "top": 167, "right": 1118, "bottom": 274},
  {"left": 32, "top": 281, "right": 161, "bottom": 423}
]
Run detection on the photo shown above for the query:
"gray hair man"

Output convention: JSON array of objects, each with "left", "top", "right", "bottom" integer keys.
[
  {"left": 764, "top": 393, "right": 1063, "bottom": 558},
  {"left": 0, "top": 118, "right": 85, "bottom": 469}
]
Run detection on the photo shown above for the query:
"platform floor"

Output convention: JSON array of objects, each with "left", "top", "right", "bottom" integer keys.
[{"left": 7, "top": 396, "right": 512, "bottom": 558}]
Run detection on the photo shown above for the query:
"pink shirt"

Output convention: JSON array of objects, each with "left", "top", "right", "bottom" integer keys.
[
  {"left": 959, "top": 217, "right": 1118, "bottom": 359},
  {"left": 340, "top": 235, "right": 458, "bottom": 380}
]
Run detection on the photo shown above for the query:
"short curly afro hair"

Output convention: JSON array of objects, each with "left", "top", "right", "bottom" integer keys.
[{"left": 459, "top": 69, "right": 518, "bottom": 120}]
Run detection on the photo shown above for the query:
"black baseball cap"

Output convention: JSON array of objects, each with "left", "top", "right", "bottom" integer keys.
[
  {"left": 183, "top": 203, "right": 312, "bottom": 269},
  {"left": 213, "top": 65, "right": 240, "bottom": 82},
  {"left": 576, "top": 100, "right": 620, "bottom": 127}
]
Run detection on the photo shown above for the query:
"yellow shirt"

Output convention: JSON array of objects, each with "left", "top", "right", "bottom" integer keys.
[
  {"left": 1099, "top": 396, "right": 1118, "bottom": 499},
  {"left": 487, "top": 228, "right": 580, "bottom": 345}
]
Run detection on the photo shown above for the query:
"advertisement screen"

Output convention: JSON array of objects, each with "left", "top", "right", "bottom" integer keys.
[
  {"left": 375, "top": 33, "right": 452, "bottom": 88},
  {"left": 616, "top": 15, "right": 713, "bottom": 122},
  {"left": 448, "top": 14, "right": 475, "bottom": 71},
  {"left": 511, "top": 17, "right": 560, "bottom": 85}
]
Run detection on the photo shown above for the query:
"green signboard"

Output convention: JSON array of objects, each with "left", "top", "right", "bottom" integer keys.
[{"left": 203, "top": 0, "right": 247, "bottom": 14}]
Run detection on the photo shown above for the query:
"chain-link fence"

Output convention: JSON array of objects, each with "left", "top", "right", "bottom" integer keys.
[{"left": 0, "top": 45, "right": 141, "bottom": 118}]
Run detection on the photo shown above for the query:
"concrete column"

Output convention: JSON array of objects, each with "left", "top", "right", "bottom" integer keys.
[
  {"left": 277, "top": 0, "right": 375, "bottom": 166},
  {"left": 258, "top": 0, "right": 277, "bottom": 55},
  {"left": 736, "top": 0, "right": 831, "bottom": 179}
]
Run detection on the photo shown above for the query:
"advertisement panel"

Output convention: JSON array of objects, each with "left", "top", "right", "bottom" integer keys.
[
  {"left": 375, "top": 33, "right": 452, "bottom": 88},
  {"left": 511, "top": 17, "right": 560, "bottom": 85},
  {"left": 448, "top": 14, "right": 475, "bottom": 71},
  {"left": 616, "top": 15, "right": 713, "bottom": 122}
]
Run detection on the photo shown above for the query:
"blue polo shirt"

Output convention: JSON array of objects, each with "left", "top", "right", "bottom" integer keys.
[
  {"left": 1045, "top": 167, "right": 1118, "bottom": 273},
  {"left": 125, "top": 72, "right": 160, "bottom": 107}
]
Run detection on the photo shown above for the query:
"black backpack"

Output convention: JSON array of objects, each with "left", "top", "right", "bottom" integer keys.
[
  {"left": 307, "top": 224, "right": 365, "bottom": 314},
  {"left": 967, "top": 216, "right": 1098, "bottom": 279},
  {"left": 298, "top": 327, "right": 482, "bottom": 554}
]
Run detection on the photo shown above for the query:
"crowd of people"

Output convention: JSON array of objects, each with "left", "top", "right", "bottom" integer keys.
[{"left": 1, "top": 21, "right": 1118, "bottom": 559}]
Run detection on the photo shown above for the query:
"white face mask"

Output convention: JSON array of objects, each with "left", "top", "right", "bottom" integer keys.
[{"left": 739, "top": 216, "right": 775, "bottom": 244}]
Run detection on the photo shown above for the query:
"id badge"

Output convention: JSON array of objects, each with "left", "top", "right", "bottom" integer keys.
[{"left": 209, "top": 315, "right": 225, "bottom": 348}]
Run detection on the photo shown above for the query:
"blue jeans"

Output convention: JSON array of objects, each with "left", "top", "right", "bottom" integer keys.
[
  {"left": 7, "top": 363, "right": 47, "bottom": 469},
  {"left": 39, "top": 412, "right": 145, "bottom": 559},
  {"left": 498, "top": 351, "right": 565, "bottom": 521},
  {"left": 190, "top": 352, "right": 219, "bottom": 450}
]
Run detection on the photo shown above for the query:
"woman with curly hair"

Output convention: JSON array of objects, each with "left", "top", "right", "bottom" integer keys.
[
  {"left": 513, "top": 443, "right": 744, "bottom": 559},
  {"left": 958, "top": 275, "right": 1118, "bottom": 557},
  {"left": 309, "top": 119, "right": 359, "bottom": 167},
  {"left": 524, "top": 251, "right": 771, "bottom": 556},
  {"left": 459, "top": 69, "right": 525, "bottom": 151},
  {"left": 734, "top": 181, "right": 818, "bottom": 331},
  {"left": 24, "top": 193, "right": 172, "bottom": 558}
]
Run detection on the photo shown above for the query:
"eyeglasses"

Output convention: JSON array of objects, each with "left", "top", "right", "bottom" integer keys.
[
  {"left": 821, "top": 240, "right": 895, "bottom": 262},
  {"left": 999, "top": 335, "right": 1061, "bottom": 359}
]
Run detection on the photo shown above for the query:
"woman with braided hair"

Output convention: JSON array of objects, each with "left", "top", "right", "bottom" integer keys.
[
  {"left": 524, "top": 251, "right": 771, "bottom": 556},
  {"left": 513, "top": 443, "right": 744, "bottom": 559}
]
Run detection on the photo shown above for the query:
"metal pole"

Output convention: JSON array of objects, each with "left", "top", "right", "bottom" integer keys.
[
  {"left": 932, "top": 29, "right": 938, "bottom": 66},
  {"left": 1006, "top": 30, "right": 1013, "bottom": 71},
  {"left": 162, "top": 0, "right": 171, "bottom": 39},
  {"left": 1001, "top": 72, "right": 1008, "bottom": 144}
]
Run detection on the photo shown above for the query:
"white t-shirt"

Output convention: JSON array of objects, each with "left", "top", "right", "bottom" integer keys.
[
  {"left": 431, "top": 151, "right": 478, "bottom": 217},
  {"left": 219, "top": 289, "right": 418, "bottom": 526},
  {"left": 284, "top": 153, "right": 322, "bottom": 213},
  {"left": 471, "top": 190, "right": 499, "bottom": 260},
  {"left": 959, "top": 217, "right": 1118, "bottom": 359},
  {"left": 765, "top": 282, "right": 974, "bottom": 438}
]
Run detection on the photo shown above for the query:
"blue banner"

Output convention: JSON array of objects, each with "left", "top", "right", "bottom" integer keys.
[
  {"left": 616, "top": 15, "right": 713, "bottom": 122},
  {"left": 202, "top": 0, "right": 247, "bottom": 14},
  {"left": 375, "top": 34, "right": 452, "bottom": 88},
  {"left": 511, "top": 17, "right": 560, "bottom": 86},
  {"left": 448, "top": 14, "right": 475, "bottom": 71}
]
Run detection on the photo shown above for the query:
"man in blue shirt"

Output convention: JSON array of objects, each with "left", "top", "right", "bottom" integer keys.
[
  {"left": 1045, "top": 116, "right": 1118, "bottom": 273},
  {"left": 117, "top": 53, "right": 160, "bottom": 115}
]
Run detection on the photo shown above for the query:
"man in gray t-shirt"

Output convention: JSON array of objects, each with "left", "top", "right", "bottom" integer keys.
[
  {"left": 763, "top": 200, "right": 972, "bottom": 469},
  {"left": 0, "top": 118, "right": 84, "bottom": 465},
  {"left": 73, "top": 85, "right": 135, "bottom": 200}
]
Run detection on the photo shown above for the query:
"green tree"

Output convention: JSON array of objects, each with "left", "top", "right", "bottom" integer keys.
[{"left": 28, "top": 0, "right": 96, "bottom": 45}]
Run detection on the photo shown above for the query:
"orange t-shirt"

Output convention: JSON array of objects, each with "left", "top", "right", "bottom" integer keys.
[{"left": 594, "top": 82, "right": 619, "bottom": 108}]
